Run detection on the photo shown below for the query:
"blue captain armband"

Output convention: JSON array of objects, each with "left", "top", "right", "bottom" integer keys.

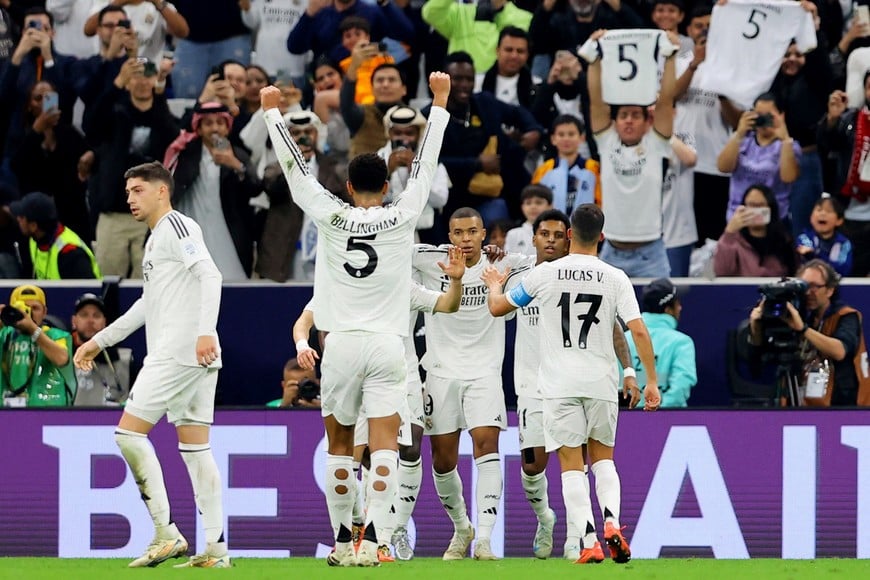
[{"left": 507, "top": 283, "right": 533, "bottom": 308}]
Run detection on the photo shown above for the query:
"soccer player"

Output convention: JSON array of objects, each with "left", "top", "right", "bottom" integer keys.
[
  {"left": 483, "top": 204, "right": 661, "bottom": 565},
  {"left": 260, "top": 72, "right": 449, "bottom": 567},
  {"left": 73, "top": 161, "right": 228, "bottom": 568},
  {"left": 503, "top": 208, "right": 640, "bottom": 560},
  {"left": 293, "top": 246, "right": 467, "bottom": 562},
  {"left": 412, "top": 207, "right": 530, "bottom": 561}
]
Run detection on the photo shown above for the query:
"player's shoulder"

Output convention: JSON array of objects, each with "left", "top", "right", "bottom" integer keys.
[
  {"left": 414, "top": 243, "right": 450, "bottom": 255},
  {"left": 158, "top": 210, "right": 200, "bottom": 240}
]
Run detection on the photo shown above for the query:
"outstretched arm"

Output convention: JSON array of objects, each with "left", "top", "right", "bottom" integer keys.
[
  {"left": 482, "top": 265, "right": 519, "bottom": 317},
  {"left": 76, "top": 298, "right": 147, "bottom": 371},
  {"left": 586, "top": 31, "right": 611, "bottom": 134},
  {"left": 433, "top": 246, "right": 466, "bottom": 313}
]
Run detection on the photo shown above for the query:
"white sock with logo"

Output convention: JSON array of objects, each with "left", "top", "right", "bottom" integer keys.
[
  {"left": 475, "top": 453, "right": 502, "bottom": 541},
  {"left": 591, "top": 459, "right": 621, "bottom": 527},
  {"left": 115, "top": 428, "right": 174, "bottom": 537},
  {"left": 433, "top": 467, "right": 470, "bottom": 531},
  {"left": 179, "top": 442, "right": 226, "bottom": 554},
  {"left": 394, "top": 458, "right": 422, "bottom": 530}
]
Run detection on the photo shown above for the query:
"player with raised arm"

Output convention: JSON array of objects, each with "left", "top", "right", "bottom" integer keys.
[
  {"left": 413, "top": 208, "right": 531, "bottom": 561},
  {"left": 503, "top": 209, "right": 640, "bottom": 561},
  {"left": 261, "top": 72, "right": 450, "bottom": 567},
  {"left": 483, "top": 204, "right": 661, "bottom": 565},
  {"left": 73, "top": 162, "right": 228, "bottom": 569},
  {"left": 293, "top": 246, "right": 466, "bottom": 562}
]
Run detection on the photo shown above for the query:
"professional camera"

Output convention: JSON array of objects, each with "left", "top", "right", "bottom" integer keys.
[
  {"left": 0, "top": 301, "right": 31, "bottom": 327},
  {"left": 297, "top": 378, "right": 320, "bottom": 402},
  {"left": 758, "top": 278, "right": 807, "bottom": 353}
]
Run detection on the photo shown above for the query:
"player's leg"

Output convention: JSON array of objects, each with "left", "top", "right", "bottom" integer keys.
[
  {"left": 352, "top": 412, "right": 369, "bottom": 546},
  {"left": 518, "top": 396, "right": 556, "bottom": 559},
  {"left": 544, "top": 398, "right": 602, "bottom": 564},
  {"left": 358, "top": 333, "right": 406, "bottom": 566},
  {"left": 169, "top": 367, "right": 229, "bottom": 568},
  {"left": 586, "top": 399, "right": 629, "bottom": 563},
  {"left": 393, "top": 423, "right": 423, "bottom": 560},
  {"left": 426, "top": 375, "right": 474, "bottom": 560},
  {"left": 465, "top": 375, "right": 507, "bottom": 560},
  {"left": 319, "top": 333, "right": 365, "bottom": 566},
  {"left": 115, "top": 365, "right": 187, "bottom": 568}
]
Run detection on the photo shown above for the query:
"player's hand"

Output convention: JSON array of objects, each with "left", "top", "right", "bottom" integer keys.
[
  {"left": 643, "top": 383, "right": 661, "bottom": 411},
  {"left": 429, "top": 71, "right": 451, "bottom": 107},
  {"left": 623, "top": 376, "right": 641, "bottom": 408},
  {"left": 482, "top": 244, "right": 506, "bottom": 262},
  {"left": 437, "top": 245, "right": 467, "bottom": 280},
  {"left": 784, "top": 302, "right": 805, "bottom": 332},
  {"left": 297, "top": 347, "right": 319, "bottom": 370},
  {"left": 74, "top": 339, "right": 103, "bottom": 372},
  {"left": 196, "top": 335, "right": 220, "bottom": 367},
  {"left": 260, "top": 85, "right": 282, "bottom": 111},
  {"left": 480, "top": 264, "right": 510, "bottom": 290}
]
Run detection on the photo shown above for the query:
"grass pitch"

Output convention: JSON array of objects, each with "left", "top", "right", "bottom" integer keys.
[{"left": 1, "top": 558, "right": 869, "bottom": 580}]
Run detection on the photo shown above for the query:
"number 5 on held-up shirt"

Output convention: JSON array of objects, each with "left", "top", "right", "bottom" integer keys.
[
  {"left": 700, "top": 0, "right": 817, "bottom": 109},
  {"left": 505, "top": 254, "right": 641, "bottom": 402},
  {"left": 264, "top": 106, "right": 449, "bottom": 336},
  {"left": 597, "top": 29, "right": 676, "bottom": 106}
]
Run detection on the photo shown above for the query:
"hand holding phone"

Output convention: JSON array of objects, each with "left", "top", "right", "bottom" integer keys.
[
  {"left": 743, "top": 206, "right": 771, "bottom": 226},
  {"left": 857, "top": 5, "right": 870, "bottom": 37},
  {"left": 42, "top": 91, "right": 59, "bottom": 113},
  {"left": 212, "top": 135, "right": 230, "bottom": 151}
]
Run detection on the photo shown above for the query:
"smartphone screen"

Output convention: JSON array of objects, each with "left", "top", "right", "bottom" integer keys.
[
  {"left": 745, "top": 207, "right": 771, "bottom": 225},
  {"left": 42, "top": 91, "right": 59, "bottom": 113}
]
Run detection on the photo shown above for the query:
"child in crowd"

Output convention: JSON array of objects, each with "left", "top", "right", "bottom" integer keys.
[
  {"left": 503, "top": 185, "right": 553, "bottom": 256},
  {"left": 488, "top": 220, "right": 513, "bottom": 250},
  {"left": 338, "top": 16, "right": 394, "bottom": 105},
  {"left": 796, "top": 193, "right": 853, "bottom": 276},
  {"left": 531, "top": 114, "right": 600, "bottom": 214}
]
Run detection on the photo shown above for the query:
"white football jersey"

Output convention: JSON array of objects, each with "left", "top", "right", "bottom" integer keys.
[
  {"left": 701, "top": 0, "right": 817, "bottom": 109},
  {"left": 407, "top": 282, "right": 440, "bottom": 381},
  {"left": 503, "top": 255, "right": 540, "bottom": 398},
  {"left": 141, "top": 211, "right": 221, "bottom": 367},
  {"left": 599, "top": 29, "right": 675, "bottom": 106},
  {"left": 594, "top": 126, "right": 671, "bottom": 242},
  {"left": 506, "top": 254, "right": 641, "bottom": 401},
  {"left": 413, "top": 246, "right": 531, "bottom": 380},
  {"left": 662, "top": 132, "right": 698, "bottom": 249},
  {"left": 265, "top": 107, "right": 448, "bottom": 336}
]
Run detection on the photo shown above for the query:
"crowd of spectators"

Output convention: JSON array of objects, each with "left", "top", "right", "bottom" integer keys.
[{"left": 0, "top": 0, "right": 868, "bottom": 283}]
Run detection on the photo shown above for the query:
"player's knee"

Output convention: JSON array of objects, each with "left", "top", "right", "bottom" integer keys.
[
  {"left": 521, "top": 463, "right": 543, "bottom": 477},
  {"left": 399, "top": 443, "right": 421, "bottom": 462}
]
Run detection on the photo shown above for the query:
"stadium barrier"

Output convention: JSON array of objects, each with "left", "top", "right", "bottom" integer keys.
[{"left": 2, "top": 409, "right": 867, "bottom": 559}]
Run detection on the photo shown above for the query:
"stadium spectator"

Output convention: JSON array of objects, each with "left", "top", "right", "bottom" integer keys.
[
  {"left": 796, "top": 193, "right": 853, "bottom": 277},
  {"left": 531, "top": 114, "right": 599, "bottom": 214},
  {"left": 423, "top": 0, "right": 532, "bottom": 79},
  {"left": 186, "top": 59, "right": 252, "bottom": 144},
  {"left": 340, "top": 61, "right": 407, "bottom": 158},
  {"left": 717, "top": 92, "right": 801, "bottom": 225},
  {"left": 164, "top": 102, "right": 260, "bottom": 281},
  {"left": 0, "top": 3, "right": 15, "bottom": 64},
  {"left": 627, "top": 278, "right": 697, "bottom": 408},
  {"left": 171, "top": 0, "right": 251, "bottom": 99},
  {"left": 503, "top": 185, "right": 552, "bottom": 257},
  {"left": 0, "top": 284, "right": 77, "bottom": 407},
  {"left": 46, "top": 0, "right": 100, "bottom": 58},
  {"left": 241, "top": 64, "right": 269, "bottom": 116},
  {"left": 84, "top": 56, "right": 180, "bottom": 278},
  {"left": 10, "top": 79, "right": 91, "bottom": 242},
  {"left": 713, "top": 183, "right": 797, "bottom": 278},
  {"left": 84, "top": 0, "right": 189, "bottom": 65},
  {"left": 257, "top": 110, "right": 343, "bottom": 282},
  {"left": 287, "top": 0, "right": 414, "bottom": 65},
  {"left": 240, "top": 0, "right": 309, "bottom": 83},
  {"left": 817, "top": 80, "right": 870, "bottom": 276},
  {"left": 650, "top": 0, "right": 693, "bottom": 55},
  {"left": 662, "top": 130, "right": 698, "bottom": 277},
  {"left": 275, "top": 357, "right": 321, "bottom": 408},
  {"left": 338, "top": 17, "right": 394, "bottom": 105},
  {"left": 10, "top": 191, "right": 101, "bottom": 279},
  {"left": 479, "top": 27, "right": 535, "bottom": 108},
  {"left": 749, "top": 259, "right": 870, "bottom": 406},
  {"left": 0, "top": 182, "right": 22, "bottom": 278},
  {"left": 311, "top": 57, "right": 350, "bottom": 163},
  {"left": 71, "top": 292, "right": 132, "bottom": 406}
]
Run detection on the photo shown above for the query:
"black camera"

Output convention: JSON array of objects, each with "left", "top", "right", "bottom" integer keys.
[
  {"left": 0, "top": 303, "right": 28, "bottom": 327},
  {"left": 758, "top": 278, "right": 807, "bottom": 354},
  {"left": 298, "top": 378, "right": 320, "bottom": 402},
  {"left": 755, "top": 113, "right": 774, "bottom": 128},
  {"left": 118, "top": 19, "right": 131, "bottom": 29}
]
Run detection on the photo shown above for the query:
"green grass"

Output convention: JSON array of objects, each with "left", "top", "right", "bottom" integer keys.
[{"left": 1, "top": 558, "right": 869, "bottom": 580}]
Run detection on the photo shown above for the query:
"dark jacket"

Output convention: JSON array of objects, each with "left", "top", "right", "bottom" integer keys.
[
  {"left": 171, "top": 139, "right": 261, "bottom": 277},
  {"left": 529, "top": 3, "right": 644, "bottom": 58},
  {"left": 480, "top": 65, "right": 536, "bottom": 110},
  {"left": 85, "top": 87, "right": 180, "bottom": 216},
  {"left": 817, "top": 107, "right": 857, "bottom": 194}
]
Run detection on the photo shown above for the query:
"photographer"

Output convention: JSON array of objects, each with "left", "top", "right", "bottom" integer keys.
[
  {"left": 749, "top": 260, "right": 870, "bottom": 406},
  {"left": 278, "top": 357, "right": 321, "bottom": 409},
  {"left": 0, "top": 285, "right": 76, "bottom": 407}
]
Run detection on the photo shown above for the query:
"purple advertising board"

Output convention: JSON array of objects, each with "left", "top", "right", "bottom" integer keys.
[{"left": 1, "top": 409, "right": 867, "bottom": 559}]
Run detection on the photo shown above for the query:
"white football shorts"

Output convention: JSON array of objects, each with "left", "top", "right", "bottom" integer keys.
[
  {"left": 423, "top": 373, "right": 507, "bottom": 435},
  {"left": 543, "top": 397, "right": 618, "bottom": 452},
  {"left": 517, "top": 395, "right": 545, "bottom": 450},
  {"left": 124, "top": 362, "right": 218, "bottom": 426}
]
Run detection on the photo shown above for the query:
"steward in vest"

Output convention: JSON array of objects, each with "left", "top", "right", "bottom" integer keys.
[
  {"left": 0, "top": 285, "right": 77, "bottom": 407},
  {"left": 9, "top": 191, "right": 101, "bottom": 279}
]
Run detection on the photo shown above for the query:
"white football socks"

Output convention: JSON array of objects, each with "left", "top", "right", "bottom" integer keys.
[
  {"left": 521, "top": 470, "right": 551, "bottom": 520},
  {"left": 394, "top": 458, "right": 422, "bottom": 529},
  {"left": 114, "top": 428, "right": 173, "bottom": 536},
  {"left": 433, "top": 467, "right": 471, "bottom": 531},
  {"left": 365, "top": 449, "right": 399, "bottom": 546},
  {"left": 178, "top": 441, "right": 225, "bottom": 552},
  {"left": 562, "top": 470, "right": 596, "bottom": 549},
  {"left": 475, "top": 453, "right": 502, "bottom": 541},
  {"left": 591, "top": 459, "right": 622, "bottom": 527},
  {"left": 325, "top": 454, "right": 355, "bottom": 542}
]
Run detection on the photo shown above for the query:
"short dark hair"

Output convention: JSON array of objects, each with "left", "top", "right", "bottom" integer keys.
[
  {"left": 688, "top": 4, "right": 712, "bottom": 21},
  {"left": 444, "top": 51, "right": 475, "bottom": 67},
  {"left": 533, "top": 209, "right": 570, "bottom": 234},
  {"left": 339, "top": 15, "right": 370, "bottom": 35},
  {"left": 25, "top": 7, "right": 54, "bottom": 28},
  {"left": 612, "top": 104, "right": 649, "bottom": 121},
  {"left": 219, "top": 59, "right": 246, "bottom": 75},
  {"left": 753, "top": 91, "right": 782, "bottom": 111},
  {"left": 449, "top": 207, "right": 483, "bottom": 223},
  {"left": 124, "top": 162, "right": 174, "bottom": 195},
  {"left": 652, "top": 0, "right": 685, "bottom": 10},
  {"left": 347, "top": 154, "right": 388, "bottom": 194},
  {"left": 97, "top": 5, "right": 126, "bottom": 24},
  {"left": 498, "top": 26, "right": 528, "bottom": 47},
  {"left": 371, "top": 62, "right": 406, "bottom": 86},
  {"left": 521, "top": 184, "right": 554, "bottom": 205},
  {"left": 284, "top": 358, "right": 302, "bottom": 373},
  {"left": 551, "top": 114, "right": 585, "bottom": 135},
  {"left": 246, "top": 64, "right": 272, "bottom": 84},
  {"left": 488, "top": 219, "right": 513, "bottom": 237},
  {"left": 814, "top": 193, "right": 845, "bottom": 219},
  {"left": 570, "top": 204, "right": 604, "bottom": 244}
]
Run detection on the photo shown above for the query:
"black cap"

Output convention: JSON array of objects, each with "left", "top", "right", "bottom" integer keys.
[
  {"left": 641, "top": 278, "right": 687, "bottom": 313},
  {"left": 9, "top": 191, "right": 57, "bottom": 222},
  {"left": 74, "top": 292, "right": 105, "bottom": 314}
]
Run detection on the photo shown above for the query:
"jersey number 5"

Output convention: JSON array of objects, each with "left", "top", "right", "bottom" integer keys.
[
  {"left": 742, "top": 9, "right": 768, "bottom": 40},
  {"left": 558, "top": 292, "right": 602, "bottom": 349},
  {"left": 617, "top": 43, "right": 639, "bottom": 81},
  {"left": 343, "top": 234, "right": 379, "bottom": 278}
]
